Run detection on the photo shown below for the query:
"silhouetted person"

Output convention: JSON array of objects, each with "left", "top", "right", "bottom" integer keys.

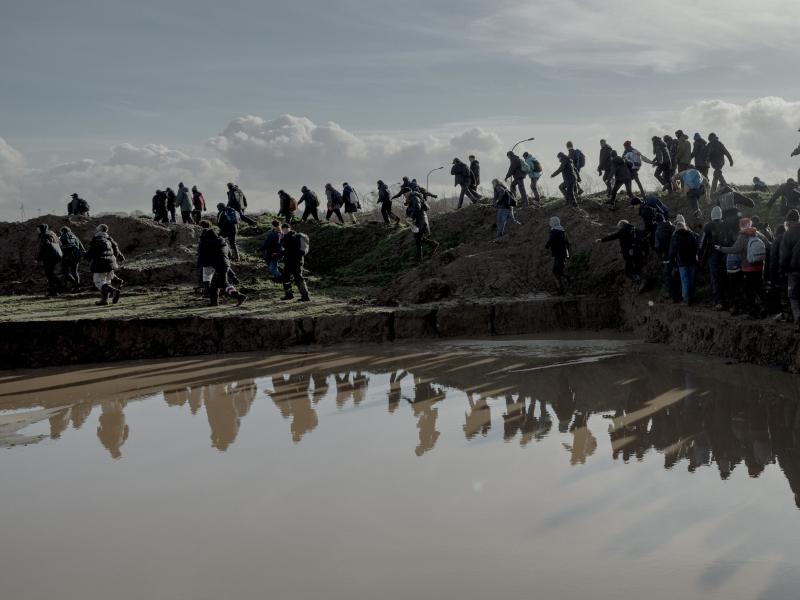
[
  {"left": 226, "top": 182, "right": 257, "bottom": 225},
  {"left": 551, "top": 152, "right": 578, "bottom": 207},
  {"left": 67, "top": 192, "right": 90, "bottom": 217},
  {"left": 85, "top": 223, "right": 124, "bottom": 305},
  {"left": 325, "top": 183, "right": 345, "bottom": 223},
  {"left": 707, "top": 132, "right": 734, "bottom": 193},
  {"left": 280, "top": 223, "right": 311, "bottom": 301},
  {"left": 36, "top": 224, "right": 62, "bottom": 297},
  {"left": 191, "top": 185, "right": 206, "bottom": 224},
  {"left": 298, "top": 186, "right": 321, "bottom": 222},
  {"left": 452, "top": 157, "right": 480, "bottom": 208},
  {"left": 377, "top": 180, "right": 400, "bottom": 224},
  {"left": 152, "top": 189, "right": 169, "bottom": 223}
]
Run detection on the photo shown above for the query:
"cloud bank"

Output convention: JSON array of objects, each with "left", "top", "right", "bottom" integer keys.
[{"left": 2, "top": 97, "right": 800, "bottom": 221}]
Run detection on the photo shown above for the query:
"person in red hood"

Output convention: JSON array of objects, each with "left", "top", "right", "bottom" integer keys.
[{"left": 716, "top": 217, "right": 770, "bottom": 318}]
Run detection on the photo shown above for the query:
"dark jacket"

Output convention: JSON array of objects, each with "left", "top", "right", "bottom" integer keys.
[
  {"left": 86, "top": 232, "right": 123, "bottom": 273},
  {"left": 261, "top": 229, "right": 283, "bottom": 260},
  {"left": 192, "top": 190, "right": 206, "bottom": 211},
  {"left": 59, "top": 230, "right": 85, "bottom": 262},
  {"left": 567, "top": 149, "right": 583, "bottom": 175},
  {"left": 452, "top": 162, "right": 472, "bottom": 186},
  {"left": 469, "top": 160, "right": 480, "bottom": 186},
  {"left": 698, "top": 220, "right": 724, "bottom": 265},
  {"left": 692, "top": 137, "right": 709, "bottom": 167},
  {"left": 611, "top": 155, "right": 631, "bottom": 181},
  {"left": 343, "top": 186, "right": 359, "bottom": 213},
  {"left": 299, "top": 189, "right": 319, "bottom": 208},
  {"left": 278, "top": 192, "right": 294, "bottom": 215},
  {"left": 166, "top": 189, "right": 176, "bottom": 210},
  {"left": 598, "top": 145, "right": 613, "bottom": 172},
  {"left": 327, "top": 187, "right": 343, "bottom": 209},
  {"left": 216, "top": 208, "right": 238, "bottom": 236},
  {"left": 780, "top": 222, "right": 800, "bottom": 273},
  {"left": 768, "top": 182, "right": 800, "bottom": 209},
  {"left": 551, "top": 156, "right": 577, "bottom": 183},
  {"left": 494, "top": 185, "right": 513, "bottom": 209},
  {"left": 769, "top": 228, "right": 785, "bottom": 283},
  {"left": 545, "top": 229, "right": 570, "bottom": 259},
  {"left": 652, "top": 139, "right": 671, "bottom": 167},
  {"left": 707, "top": 139, "right": 733, "bottom": 170},
  {"left": 668, "top": 228, "right": 699, "bottom": 267},
  {"left": 197, "top": 228, "right": 230, "bottom": 270},
  {"left": 505, "top": 154, "right": 525, "bottom": 181},
  {"left": 227, "top": 186, "right": 247, "bottom": 212},
  {"left": 152, "top": 190, "right": 167, "bottom": 214},
  {"left": 281, "top": 230, "right": 305, "bottom": 265},
  {"left": 655, "top": 222, "right": 675, "bottom": 259},
  {"left": 406, "top": 193, "right": 430, "bottom": 234},
  {"left": 377, "top": 184, "right": 391, "bottom": 206},
  {"left": 37, "top": 231, "right": 63, "bottom": 264},
  {"left": 601, "top": 223, "right": 640, "bottom": 259}
]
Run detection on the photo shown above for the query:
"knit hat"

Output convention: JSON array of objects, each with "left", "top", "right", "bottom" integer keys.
[
  {"left": 674, "top": 214, "right": 687, "bottom": 230},
  {"left": 786, "top": 209, "right": 800, "bottom": 223},
  {"left": 549, "top": 216, "right": 564, "bottom": 231},
  {"left": 711, "top": 206, "right": 722, "bottom": 220}
]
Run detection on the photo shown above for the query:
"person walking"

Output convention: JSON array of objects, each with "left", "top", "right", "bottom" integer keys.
[
  {"left": 566, "top": 141, "right": 585, "bottom": 196},
  {"left": 342, "top": 182, "right": 360, "bottom": 224},
  {"left": 622, "top": 141, "right": 646, "bottom": 196},
  {"left": 645, "top": 136, "right": 673, "bottom": 191},
  {"left": 59, "top": 226, "right": 85, "bottom": 291},
  {"left": 469, "top": 155, "right": 481, "bottom": 196},
  {"left": 260, "top": 219, "right": 283, "bottom": 280},
  {"left": 522, "top": 151, "right": 543, "bottom": 205},
  {"left": 406, "top": 191, "right": 438, "bottom": 261},
  {"left": 545, "top": 216, "right": 571, "bottom": 295},
  {"left": 707, "top": 133, "right": 734, "bottom": 193},
  {"left": 692, "top": 133, "right": 709, "bottom": 178},
  {"left": 608, "top": 150, "right": 633, "bottom": 209},
  {"left": 767, "top": 179, "right": 800, "bottom": 213},
  {"left": 226, "top": 182, "right": 257, "bottom": 225},
  {"left": 324, "top": 183, "right": 345, "bottom": 223},
  {"left": 279, "top": 223, "right": 311, "bottom": 302},
  {"left": 377, "top": 180, "right": 400, "bottom": 224},
  {"left": 197, "top": 220, "right": 247, "bottom": 306},
  {"left": 278, "top": 189, "right": 297, "bottom": 223},
  {"left": 673, "top": 167, "right": 708, "bottom": 217},
  {"left": 699, "top": 206, "right": 728, "bottom": 310},
  {"left": 452, "top": 158, "right": 481, "bottom": 208},
  {"left": 654, "top": 213, "right": 679, "bottom": 301},
  {"left": 85, "top": 224, "right": 125, "bottom": 306},
  {"left": 597, "top": 220, "right": 647, "bottom": 291},
  {"left": 152, "top": 189, "right": 169, "bottom": 224},
  {"left": 716, "top": 217, "right": 769, "bottom": 317},
  {"left": 598, "top": 139, "right": 614, "bottom": 195},
  {"left": 67, "top": 193, "right": 90, "bottom": 217},
  {"left": 165, "top": 187, "right": 177, "bottom": 223},
  {"left": 191, "top": 186, "right": 206, "bottom": 224},
  {"left": 36, "top": 224, "right": 63, "bottom": 297},
  {"left": 176, "top": 182, "right": 192, "bottom": 224},
  {"left": 551, "top": 152, "right": 579, "bottom": 207},
  {"left": 298, "top": 186, "right": 321, "bottom": 222},
  {"left": 752, "top": 177, "right": 769, "bottom": 193},
  {"left": 216, "top": 202, "right": 241, "bottom": 261},
  {"left": 492, "top": 179, "right": 515, "bottom": 240},
  {"left": 668, "top": 215, "right": 700, "bottom": 305},
  {"left": 779, "top": 209, "right": 800, "bottom": 324},
  {"left": 674, "top": 130, "right": 693, "bottom": 173},
  {"left": 504, "top": 151, "right": 529, "bottom": 207}
]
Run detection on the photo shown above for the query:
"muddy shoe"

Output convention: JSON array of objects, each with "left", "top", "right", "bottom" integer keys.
[
  {"left": 112, "top": 287, "right": 121, "bottom": 304},
  {"left": 299, "top": 295, "right": 311, "bottom": 302},
  {"left": 282, "top": 293, "right": 295, "bottom": 301},
  {"left": 235, "top": 293, "right": 248, "bottom": 307}
]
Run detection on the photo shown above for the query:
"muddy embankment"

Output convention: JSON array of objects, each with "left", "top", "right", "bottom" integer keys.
[{"left": 0, "top": 296, "right": 620, "bottom": 368}]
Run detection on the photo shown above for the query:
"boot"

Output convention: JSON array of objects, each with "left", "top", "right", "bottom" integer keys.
[
  {"left": 282, "top": 290, "right": 295, "bottom": 301},
  {"left": 96, "top": 285, "right": 111, "bottom": 306},
  {"left": 202, "top": 281, "right": 210, "bottom": 297},
  {"left": 210, "top": 288, "right": 220, "bottom": 306},
  {"left": 298, "top": 282, "right": 311, "bottom": 302},
  {"left": 233, "top": 291, "right": 248, "bottom": 307},
  {"left": 112, "top": 276, "right": 125, "bottom": 289},
  {"left": 112, "top": 286, "right": 121, "bottom": 304}
]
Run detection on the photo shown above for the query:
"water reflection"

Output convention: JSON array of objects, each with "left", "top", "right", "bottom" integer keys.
[{"left": 3, "top": 342, "right": 800, "bottom": 508}]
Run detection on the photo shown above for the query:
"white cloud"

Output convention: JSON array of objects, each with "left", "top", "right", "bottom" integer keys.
[{"left": 471, "top": 0, "right": 800, "bottom": 71}]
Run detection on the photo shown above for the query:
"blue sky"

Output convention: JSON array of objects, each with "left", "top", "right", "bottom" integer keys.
[{"left": 2, "top": 0, "right": 800, "bottom": 218}]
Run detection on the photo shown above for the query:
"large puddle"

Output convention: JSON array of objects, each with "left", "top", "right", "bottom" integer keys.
[{"left": 2, "top": 337, "right": 800, "bottom": 599}]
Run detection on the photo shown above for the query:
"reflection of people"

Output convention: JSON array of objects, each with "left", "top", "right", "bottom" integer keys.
[
  {"left": 502, "top": 394, "right": 526, "bottom": 441},
  {"left": 49, "top": 408, "right": 70, "bottom": 439},
  {"left": 463, "top": 394, "right": 491, "bottom": 439},
  {"left": 388, "top": 370, "right": 407, "bottom": 414},
  {"left": 335, "top": 373, "right": 354, "bottom": 408},
  {"left": 268, "top": 374, "right": 318, "bottom": 443},
  {"left": 520, "top": 400, "right": 552, "bottom": 447},
  {"left": 352, "top": 371, "right": 369, "bottom": 406},
  {"left": 96, "top": 400, "right": 129, "bottom": 459},
  {"left": 311, "top": 373, "right": 329, "bottom": 405},
  {"left": 410, "top": 376, "right": 446, "bottom": 456},
  {"left": 164, "top": 387, "right": 190, "bottom": 407},
  {"left": 204, "top": 380, "right": 256, "bottom": 451},
  {"left": 70, "top": 401, "right": 93, "bottom": 430},
  {"left": 563, "top": 411, "right": 597, "bottom": 465}
]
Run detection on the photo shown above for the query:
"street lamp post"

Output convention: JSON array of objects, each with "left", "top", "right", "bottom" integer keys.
[
  {"left": 426, "top": 166, "right": 444, "bottom": 192},
  {"left": 511, "top": 137, "right": 535, "bottom": 153}
]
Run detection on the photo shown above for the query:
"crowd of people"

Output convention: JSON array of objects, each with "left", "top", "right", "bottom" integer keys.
[{"left": 38, "top": 128, "right": 800, "bottom": 318}]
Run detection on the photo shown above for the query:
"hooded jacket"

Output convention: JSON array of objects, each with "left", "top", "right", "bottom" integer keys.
[
  {"left": 601, "top": 222, "right": 639, "bottom": 259},
  {"left": 176, "top": 185, "right": 192, "bottom": 212},
  {"left": 493, "top": 183, "right": 513, "bottom": 209},
  {"left": 707, "top": 138, "right": 733, "bottom": 170},
  {"left": 655, "top": 221, "right": 675, "bottom": 259},
  {"left": 192, "top": 189, "right": 206, "bottom": 211},
  {"left": 37, "top": 229, "right": 62, "bottom": 264},
  {"left": 545, "top": 218, "right": 570, "bottom": 259},
  {"left": 505, "top": 154, "right": 525, "bottom": 181},
  {"left": 86, "top": 231, "right": 123, "bottom": 273},
  {"left": 551, "top": 154, "right": 577, "bottom": 183},
  {"left": 692, "top": 136, "right": 709, "bottom": 167},
  {"left": 652, "top": 138, "right": 672, "bottom": 167},
  {"left": 405, "top": 193, "right": 430, "bottom": 233},
  {"left": 451, "top": 161, "right": 472, "bottom": 186},
  {"left": 227, "top": 186, "right": 247, "bottom": 212},
  {"left": 668, "top": 227, "right": 699, "bottom": 267},
  {"left": 469, "top": 159, "right": 480, "bottom": 186},
  {"left": 675, "top": 135, "right": 692, "bottom": 165},
  {"left": 299, "top": 189, "right": 319, "bottom": 208},
  {"left": 326, "top": 187, "right": 343, "bottom": 209},
  {"left": 197, "top": 228, "right": 230, "bottom": 270},
  {"left": 598, "top": 145, "right": 614, "bottom": 172},
  {"left": 152, "top": 190, "right": 167, "bottom": 214},
  {"left": 610, "top": 155, "right": 632, "bottom": 181}
]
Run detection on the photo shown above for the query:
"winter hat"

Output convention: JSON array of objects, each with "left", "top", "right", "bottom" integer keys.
[
  {"left": 739, "top": 217, "right": 752, "bottom": 231},
  {"left": 675, "top": 214, "right": 687, "bottom": 230},
  {"left": 549, "top": 216, "right": 564, "bottom": 231},
  {"left": 693, "top": 133, "right": 701, "bottom": 141},
  {"left": 623, "top": 140, "right": 631, "bottom": 147},
  {"left": 95, "top": 224, "right": 108, "bottom": 234},
  {"left": 711, "top": 206, "right": 722, "bottom": 221},
  {"left": 216, "top": 202, "right": 225, "bottom": 211},
  {"left": 786, "top": 209, "right": 800, "bottom": 223}
]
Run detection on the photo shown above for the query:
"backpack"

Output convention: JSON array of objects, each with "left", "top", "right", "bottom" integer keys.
[
  {"left": 746, "top": 236, "right": 766, "bottom": 264},
  {"left": 223, "top": 206, "right": 240, "bottom": 225},
  {"left": 683, "top": 169, "right": 703, "bottom": 190},
  {"left": 532, "top": 158, "right": 542, "bottom": 174},
  {"left": 645, "top": 196, "right": 670, "bottom": 220},
  {"left": 624, "top": 149, "right": 642, "bottom": 170},
  {"left": 520, "top": 159, "right": 532, "bottom": 175},
  {"left": 60, "top": 232, "right": 82, "bottom": 259},
  {"left": 77, "top": 198, "right": 89, "bottom": 213},
  {"left": 298, "top": 232, "right": 310, "bottom": 256},
  {"left": 573, "top": 149, "right": 586, "bottom": 169},
  {"left": 506, "top": 189, "right": 517, "bottom": 207}
]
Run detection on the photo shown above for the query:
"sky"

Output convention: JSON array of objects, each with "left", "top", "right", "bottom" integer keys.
[{"left": 2, "top": 0, "right": 800, "bottom": 220}]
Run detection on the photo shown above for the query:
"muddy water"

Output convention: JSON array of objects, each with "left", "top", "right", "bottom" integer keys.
[{"left": 2, "top": 337, "right": 800, "bottom": 600}]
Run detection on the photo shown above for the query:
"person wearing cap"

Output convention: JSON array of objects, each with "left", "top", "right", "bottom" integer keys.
[
  {"left": 279, "top": 223, "right": 311, "bottom": 301},
  {"left": 545, "top": 216, "right": 570, "bottom": 295},
  {"left": 668, "top": 214, "right": 700, "bottom": 305},
  {"left": 597, "top": 139, "right": 614, "bottom": 195},
  {"left": 324, "top": 183, "right": 345, "bottom": 223},
  {"left": 716, "top": 217, "right": 769, "bottom": 317},
  {"left": 706, "top": 133, "right": 734, "bottom": 193},
  {"left": 376, "top": 180, "right": 399, "bottom": 225},
  {"left": 84, "top": 223, "right": 125, "bottom": 306},
  {"left": 691, "top": 133, "right": 709, "bottom": 177},
  {"left": 779, "top": 209, "right": 800, "bottom": 323},
  {"left": 298, "top": 186, "right": 321, "bottom": 222},
  {"left": 452, "top": 157, "right": 480, "bottom": 208},
  {"left": 699, "top": 206, "right": 728, "bottom": 310},
  {"left": 67, "top": 193, "right": 90, "bottom": 217},
  {"left": 551, "top": 152, "right": 578, "bottom": 207},
  {"left": 622, "top": 141, "right": 646, "bottom": 196},
  {"left": 504, "top": 151, "right": 529, "bottom": 207},
  {"left": 674, "top": 130, "right": 692, "bottom": 173},
  {"left": 36, "top": 224, "right": 63, "bottom": 297}
]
